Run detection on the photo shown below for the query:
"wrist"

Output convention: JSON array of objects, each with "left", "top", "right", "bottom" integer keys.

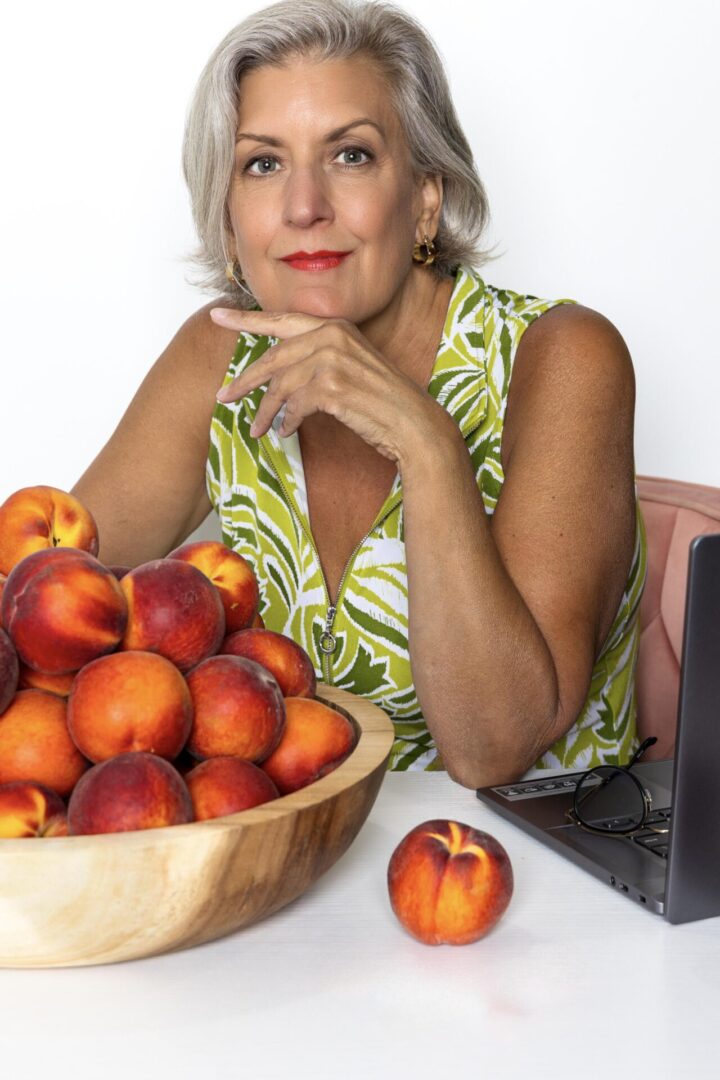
[{"left": 397, "top": 405, "right": 467, "bottom": 484}]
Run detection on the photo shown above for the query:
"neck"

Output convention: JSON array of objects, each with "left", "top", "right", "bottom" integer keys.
[{"left": 357, "top": 264, "right": 455, "bottom": 383}]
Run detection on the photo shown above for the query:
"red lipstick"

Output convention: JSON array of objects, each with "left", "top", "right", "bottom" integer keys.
[{"left": 280, "top": 250, "right": 352, "bottom": 271}]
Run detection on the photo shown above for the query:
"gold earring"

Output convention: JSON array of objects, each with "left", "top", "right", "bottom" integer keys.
[
  {"left": 225, "top": 260, "right": 246, "bottom": 288},
  {"left": 412, "top": 233, "right": 437, "bottom": 266}
]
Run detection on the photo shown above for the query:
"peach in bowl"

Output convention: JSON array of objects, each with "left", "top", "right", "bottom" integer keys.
[{"left": 0, "top": 685, "right": 393, "bottom": 968}]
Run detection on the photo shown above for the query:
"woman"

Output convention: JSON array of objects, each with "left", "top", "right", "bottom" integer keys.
[{"left": 72, "top": 0, "right": 645, "bottom": 788}]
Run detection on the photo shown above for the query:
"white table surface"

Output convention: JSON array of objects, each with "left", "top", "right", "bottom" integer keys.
[{"left": 0, "top": 770, "right": 718, "bottom": 1080}]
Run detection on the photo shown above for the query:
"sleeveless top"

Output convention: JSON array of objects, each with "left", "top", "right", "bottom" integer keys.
[{"left": 206, "top": 264, "right": 647, "bottom": 773}]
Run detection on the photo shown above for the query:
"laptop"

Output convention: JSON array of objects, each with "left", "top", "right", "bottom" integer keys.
[{"left": 476, "top": 533, "right": 720, "bottom": 924}]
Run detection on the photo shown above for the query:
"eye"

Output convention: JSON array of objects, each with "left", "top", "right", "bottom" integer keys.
[
  {"left": 243, "top": 155, "right": 279, "bottom": 176},
  {"left": 335, "top": 145, "right": 374, "bottom": 168}
]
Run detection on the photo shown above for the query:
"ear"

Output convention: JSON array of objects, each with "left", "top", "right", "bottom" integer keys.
[{"left": 414, "top": 173, "right": 444, "bottom": 243}]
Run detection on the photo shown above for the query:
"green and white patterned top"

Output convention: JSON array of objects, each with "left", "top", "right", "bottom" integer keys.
[{"left": 206, "top": 264, "right": 647, "bottom": 773}]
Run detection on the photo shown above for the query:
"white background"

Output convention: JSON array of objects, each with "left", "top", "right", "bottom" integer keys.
[{"left": 0, "top": 0, "right": 718, "bottom": 505}]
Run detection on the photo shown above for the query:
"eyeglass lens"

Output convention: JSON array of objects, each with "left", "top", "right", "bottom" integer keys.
[{"left": 573, "top": 766, "right": 646, "bottom": 832}]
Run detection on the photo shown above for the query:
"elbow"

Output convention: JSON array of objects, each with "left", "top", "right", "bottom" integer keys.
[{"left": 439, "top": 704, "right": 567, "bottom": 791}]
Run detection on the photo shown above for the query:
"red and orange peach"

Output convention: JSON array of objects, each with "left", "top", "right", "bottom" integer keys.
[
  {"left": 0, "top": 485, "right": 99, "bottom": 576},
  {"left": 261, "top": 697, "right": 356, "bottom": 795},
  {"left": 67, "top": 650, "right": 193, "bottom": 763},
  {"left": 387, "top": 819, "right": 514, "bottom": 945},
  {"left": 185, "top": 756, "right": 279, "bottom": 820},
  {"left": 186, "top": 655, "right": 285, "bottom": 762},
  {"left": 67, "top": 752, "right": 194, "bottom": 835},
  {"left": 1, "top": 547, "right": 128, "bottom": 674},
  {"left": 0, "top": 627, "right": 19, "bottom": 714},
  {"left": 166, "top": 540, "right": 259, "bottom": 633},
  {"left": 17, "top": 663, "right": 76, "bottom": 697},
  {"left": 0, "top": 780, "right": 68, "bottom": 838},
  {"left": 119, "top": 558, "right": 225, "bottom": 672},
  {"left": 222, "top": 628, "right": 316, "bottom": 698},
  {"left": 0, "top": 689, "right": 88, "bottom": 797}
]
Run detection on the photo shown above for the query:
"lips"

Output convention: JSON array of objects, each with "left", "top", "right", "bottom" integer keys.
[{"left": 280, "top": 250, "right": 352, "bottom": 271}]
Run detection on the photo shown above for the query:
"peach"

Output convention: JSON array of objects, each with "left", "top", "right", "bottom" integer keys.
[
  {"left": 261, "top": 697, "right": 356, "bottom": 795},
  {"left": 166, "top": 540, "right": 259, "bottom": 633},
  {"left": 1, "top": 547, "right": 128, "bottom": 674},
  {"left": 0, "top": 780, "right": 68, "bottom": 838},
  {"left": 67, "top": 752, "right": 193, "bottom": 835},
  {"left": 0, "top": 485, "right": 99, "bottom": 576},
  {"left": 0, "top": 689, "right": 88, "bottom": 797},
  {"left": 387, "top": 820, "right": 514, "bottom": 946},
  {"left": 186, "top": 655, "right": 285, "bottom": 762},
  {"left": 0, "top": 571, "right": 6, "bottom": 616},
  {"left": 185, "top": 756, "right": 279, "bottom": 820},
  {"left": 120, "top": 559, "right": 225, "bottom": 672},
  {"left": 221, "top": 628, "right": 316, "bottom": 698},
  {"left": 67, "top": 651, "right": 193, "bottom": 763},
  {"left": 17, "top": 663, "right": 76, "bottom": 696},
  {"left": 0, "top": 628, "right": 19, "bottom": 714}
]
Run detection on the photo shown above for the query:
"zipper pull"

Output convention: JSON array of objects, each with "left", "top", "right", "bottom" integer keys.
[{"left": 319, "top": 604, "right": 337, "bottom": 655}]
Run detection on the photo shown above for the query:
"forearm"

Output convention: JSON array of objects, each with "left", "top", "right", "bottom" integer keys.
[{"left": 399, "top": 416, "right": 561, "bottom": 788}]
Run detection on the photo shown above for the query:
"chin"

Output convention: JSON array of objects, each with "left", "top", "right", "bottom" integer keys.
[{"left": 280, "top": 288, "right": 358, "bottom": 321}]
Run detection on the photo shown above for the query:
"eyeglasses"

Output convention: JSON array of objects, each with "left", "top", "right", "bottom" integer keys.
[{"left": 566, "top": 736, "right": 667, "bottom": 838}]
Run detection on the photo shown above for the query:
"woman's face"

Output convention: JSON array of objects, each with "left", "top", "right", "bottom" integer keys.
[{"left": 227, "top": 53, "right": 441, "bottom": 323}]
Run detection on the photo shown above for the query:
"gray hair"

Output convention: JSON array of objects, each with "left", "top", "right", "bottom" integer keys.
[{"left": 180, "top": 0, "right": 495, "bottom": 307}]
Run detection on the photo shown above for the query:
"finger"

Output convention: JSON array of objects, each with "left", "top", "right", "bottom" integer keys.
[
  {"left": 247, "top": 360, "right": 320, "bottom": 436},
  {"left": 216, "top": 344, "right": 283, "bottom": 403},
  {"left": 216, "top": 324, "right": 335, "bottom": 403},
  {"left": 209, "top": 308, "right": 325, "bottom": 338},
  {"left": 275, "top": 383, "right": 327, "bottom": 438}
]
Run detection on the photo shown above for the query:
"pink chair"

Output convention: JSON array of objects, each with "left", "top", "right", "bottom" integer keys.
[{"left": 636, "top": 476, "right": 720, "bottom": 759}]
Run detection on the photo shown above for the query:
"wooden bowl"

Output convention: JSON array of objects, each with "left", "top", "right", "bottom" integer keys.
[{"left": 0, "top": 685, "right": 394, "bottom": 968}]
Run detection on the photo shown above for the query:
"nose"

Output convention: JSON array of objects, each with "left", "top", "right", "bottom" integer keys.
[{"left": 281, "top": 163, "right": 334, "bottom": 229}]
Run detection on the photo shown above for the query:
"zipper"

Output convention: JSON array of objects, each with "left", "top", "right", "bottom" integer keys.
[
  {"left": 259, "top": 431, "right": 403, "bottom": 684},
  {"left": 257, "top": 413, "right": 485, "bottom": 684}
]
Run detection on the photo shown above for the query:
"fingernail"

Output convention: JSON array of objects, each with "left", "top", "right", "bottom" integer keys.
[
  {"left": 210, "top": 308, "right": 234, "bottom": 323},
  {"left": 249, "top": 420, "right": 261, "bottom": 437}
]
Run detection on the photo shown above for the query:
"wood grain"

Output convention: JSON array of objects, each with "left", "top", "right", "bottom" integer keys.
[{"left": 0, "top": 685, "right": 394, "bottom": 968}]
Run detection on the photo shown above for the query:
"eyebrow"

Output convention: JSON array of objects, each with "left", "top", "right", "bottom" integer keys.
[{"left": 234, "top": 118, "right": 385, "bottom": 146}]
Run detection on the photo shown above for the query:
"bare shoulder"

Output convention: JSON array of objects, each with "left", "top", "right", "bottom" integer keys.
[
  {"left": 161, "top": 299, "right": 244, "bottom": 386},
  {"left": 513, "top": 302, "right": 635, "bottom": 397},
  {"left": 503, "top": 303, "right": 636, "bottom": 465}
]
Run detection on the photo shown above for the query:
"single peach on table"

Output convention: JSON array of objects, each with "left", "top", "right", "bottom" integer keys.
[
  {"left": 387, "top": 820, "right": 514, "bottom": 946},
  {"left": 0, "top": 689, "right": 88, "bottom": 797},
  {"left": 120, "top": 559, "right": 225, "bottom": 673},
  {"left": 67, "top": 752, "right": 194, "bottom": 835},
  {"left": 17, "top": 663, "right": 76, "bottom": 697},
  {"left": 166, "top": 541, "right": 259, "bottom": 633},
  {"left": 185, "top": 756, "right": 279, "bottom": 820},
  {"left": 0, "top": 627, "right": 19, "bottom": 714},
  {"left": 261, "top": 697, "right": 357, "bottom": 795},
  {"left": 1, "top": 547, "right": 127, "bottom": 675},
  {"left": 67, "top": 650, "right": 193, "bottom": 763},
  {"left": 0, "top": 485, "right": 99, "bottom": 576},
  {"left": 221, "top": 628, "right": 316, "bottom": 698},
  {"left": 186, "top": 655, "right": 285, "bottom": 762},
  {"left": 0, "top": 780, "right": 68, "bottom": 838}
]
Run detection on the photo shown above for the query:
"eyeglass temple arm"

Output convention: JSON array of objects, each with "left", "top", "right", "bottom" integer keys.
[{"left": 627, "top": 736, "right": 658, "bottom": 770}]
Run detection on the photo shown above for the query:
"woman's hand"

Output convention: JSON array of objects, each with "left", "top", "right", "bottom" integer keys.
[{"left": 209, "top": 308, "right": 452, "bottom": 465}]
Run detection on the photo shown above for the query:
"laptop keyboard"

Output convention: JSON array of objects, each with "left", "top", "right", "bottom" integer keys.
[{"left": 492, "top": 777, "right": 673, "bottom": 859}]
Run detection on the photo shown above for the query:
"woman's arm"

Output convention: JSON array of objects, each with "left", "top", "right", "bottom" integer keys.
[
  {"left": 401, "top": 303, "right": 637, "bottom": 788},
  {"left": 71, "top": 304, "right": 240, "bottom": 567}
]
